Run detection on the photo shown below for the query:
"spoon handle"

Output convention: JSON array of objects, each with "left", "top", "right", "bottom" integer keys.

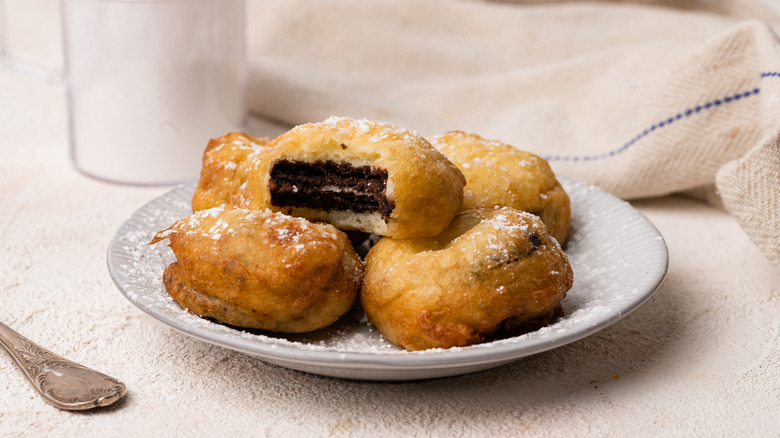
[{"left": 0, "top": 321, "right": 127, "bottom": 410}]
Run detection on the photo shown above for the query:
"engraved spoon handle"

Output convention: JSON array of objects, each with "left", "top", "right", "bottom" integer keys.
[{"left": 0, "top": 320, "right": 127, "bottom": 410}]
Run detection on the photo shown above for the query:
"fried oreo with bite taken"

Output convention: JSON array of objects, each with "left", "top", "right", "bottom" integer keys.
[
  {"left": 241, "top": 116, "right": 466, "bottom": 239},
  {"left": 150, "top": 207, "right": 363, "bottom": 333},
  {"left": 360, "top": 207, "right": 573, "bottom": 350},
  {"left": 428, "top": 131, "right": 570, "bottom": 243}
]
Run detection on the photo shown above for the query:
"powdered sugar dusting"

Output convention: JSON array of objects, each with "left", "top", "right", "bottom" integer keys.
[
  {"left": 320, "top": 115, "right": 425, "bottom": 145},
  {"left": 108, "top": 177, "right": 667, "bottom": 379}
]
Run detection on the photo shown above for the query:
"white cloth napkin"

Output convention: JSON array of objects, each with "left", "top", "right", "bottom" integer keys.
[{"left": 247, "top": 0, "right": 780, "bottom": 268}]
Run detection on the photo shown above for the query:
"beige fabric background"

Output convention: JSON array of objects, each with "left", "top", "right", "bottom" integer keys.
[{"left": 247, "top": 0, "right": 780, "bottom": 268}]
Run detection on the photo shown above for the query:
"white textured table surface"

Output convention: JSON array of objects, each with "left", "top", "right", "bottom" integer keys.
[{"left": 2, "top": 6, "right": 780, "bottom": 437}]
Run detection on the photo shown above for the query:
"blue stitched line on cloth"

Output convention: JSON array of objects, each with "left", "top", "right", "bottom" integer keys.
[{"left": 541, "top": 73, "right": 778, "bottom": 162}]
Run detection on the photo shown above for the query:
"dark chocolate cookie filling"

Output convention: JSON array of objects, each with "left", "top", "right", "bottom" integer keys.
[{"left": 269, "top": 160, "right": 394, "bottom": 220}]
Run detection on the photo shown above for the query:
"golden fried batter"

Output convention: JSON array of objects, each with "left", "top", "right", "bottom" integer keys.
[
  {"left": 428, "top": 131, "right": 570, "bottom": 243},
  {"left": 361, "top": 208, "right": 573, "bottom": 350},
  {"left": 150, "top": 207, "right": 363, "bottom": 333},
  {"left": 241, "top": 116, "right": 466, "bottom": 239},
  {"left": 191, "top": 132, "right": 271, "bottom": 212}
]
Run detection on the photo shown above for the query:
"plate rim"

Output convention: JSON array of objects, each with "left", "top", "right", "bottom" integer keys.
[{"left": 107, "top": 175, "right": 668, "bottom": 376}]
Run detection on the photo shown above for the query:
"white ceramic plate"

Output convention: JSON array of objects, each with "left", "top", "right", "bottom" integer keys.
[{"left": 107, "top": 176, "right": 667, "bottom": 381}]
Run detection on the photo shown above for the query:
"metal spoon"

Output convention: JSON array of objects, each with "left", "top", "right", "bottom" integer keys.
[{"left": 0, "top": 321, "right": 127, "bottom": 410}]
